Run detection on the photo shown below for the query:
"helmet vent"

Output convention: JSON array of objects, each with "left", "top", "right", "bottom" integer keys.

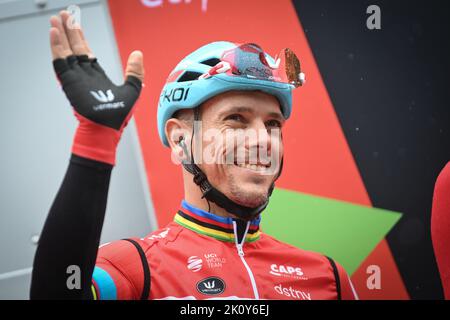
[
  {"left": 177, "top": 71, "right": 204, "bottom": 82},
  {"left": 201, "top": 58, "right": 221, "bottom": 67}
]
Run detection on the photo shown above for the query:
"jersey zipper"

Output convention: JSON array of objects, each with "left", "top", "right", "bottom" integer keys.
[{"left": 232, "top": 220, "right": 260, "bottom": 300}]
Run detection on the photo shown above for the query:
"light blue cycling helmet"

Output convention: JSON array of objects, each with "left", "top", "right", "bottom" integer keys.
[{"left": 157, "top": 41, "right": 304, "bottom": 146}]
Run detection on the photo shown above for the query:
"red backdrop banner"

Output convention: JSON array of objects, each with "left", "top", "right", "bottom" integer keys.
[{"left": 107, "top": 0, "right": 408, "bottom": 299}]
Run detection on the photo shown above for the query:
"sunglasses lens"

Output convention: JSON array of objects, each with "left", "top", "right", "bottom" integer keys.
[{"left": 221, "top": 43, "right": 303, "bottom": 87}]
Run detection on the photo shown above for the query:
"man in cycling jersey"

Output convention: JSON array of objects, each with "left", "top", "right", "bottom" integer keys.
[{"left": 30, "top": 10, "right": 358, "bottom": 300}]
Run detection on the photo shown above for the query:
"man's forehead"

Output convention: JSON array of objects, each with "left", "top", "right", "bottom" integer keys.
[{"left": 202, "top": 90, "right": 283, "bottom": 117}]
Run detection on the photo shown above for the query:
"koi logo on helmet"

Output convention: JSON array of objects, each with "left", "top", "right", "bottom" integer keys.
[
  {"left": 162, "top": 87, "right": 190, "bottom": 103},
  {"left": 270, "top": 264, "right": 308, "bottom": 280}
]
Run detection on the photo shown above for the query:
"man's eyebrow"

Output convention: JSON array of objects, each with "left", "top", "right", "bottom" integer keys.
[
  {"left": 217, "top": 106, "right": 254, "bottom": 118},
  {"left": 267, "top": 112, "right": 285, "bottom": 122},
  {"left": 217, "top": 106, "right": 284, "bottom": 121}
]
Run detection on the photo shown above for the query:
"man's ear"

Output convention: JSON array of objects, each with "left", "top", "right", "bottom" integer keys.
[{"left": 165, "top": 118, "right": 190, "bottom": 164}]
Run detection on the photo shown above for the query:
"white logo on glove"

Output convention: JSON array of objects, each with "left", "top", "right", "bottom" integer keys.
[{"left": 90, "top": 90, "right": 115, "bottom": 103}]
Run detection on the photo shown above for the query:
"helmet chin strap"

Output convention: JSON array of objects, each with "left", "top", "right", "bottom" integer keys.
[
  {"left": 179, "top": 109, "right": 283, "bottom": 221},
  {"left": 181, "top": 156, "right": 282, "bottom": 221}
]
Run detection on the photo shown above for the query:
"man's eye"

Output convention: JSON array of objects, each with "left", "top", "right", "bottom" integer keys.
[
  {"left": 225, "top": 114, "right": 244, "bottom": 122},
  {"left": 266, "top": 119, "right": 282, "bottom": 128}
]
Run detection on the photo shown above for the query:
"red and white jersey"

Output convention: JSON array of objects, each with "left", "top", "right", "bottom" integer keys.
[{"left": 92, "top": 201, "right": 358, "bottom": 300}]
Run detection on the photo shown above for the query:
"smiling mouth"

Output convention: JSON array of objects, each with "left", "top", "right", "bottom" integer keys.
[{"left": 233, "top": 160, "right": 272, "bottom": 172}]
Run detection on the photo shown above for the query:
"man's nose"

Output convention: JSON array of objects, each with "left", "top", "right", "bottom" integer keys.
[{"left": 247, "top": 120, "right": 271, "bottom": 154}]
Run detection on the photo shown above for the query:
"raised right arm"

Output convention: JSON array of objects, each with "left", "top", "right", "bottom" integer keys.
[{"left": 29, "top": 11, "right": 144, "bottom": 299}]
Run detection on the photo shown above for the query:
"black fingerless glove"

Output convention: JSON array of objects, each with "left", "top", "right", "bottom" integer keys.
[{"left": 54, "top": 54, "right": 142, "bottom": 165}]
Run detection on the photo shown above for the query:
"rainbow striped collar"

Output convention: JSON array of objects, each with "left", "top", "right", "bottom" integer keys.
[{"left": 174, "top": 200, "right": 261, "bottom": 243}]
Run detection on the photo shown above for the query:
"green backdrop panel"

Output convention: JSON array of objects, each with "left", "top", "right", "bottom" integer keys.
[{"left": 262, "top": 188, "right": 402, "bottom": 275}]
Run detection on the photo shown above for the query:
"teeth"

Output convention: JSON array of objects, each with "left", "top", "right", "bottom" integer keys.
[{"left": 235, "top": 163, "right": 268, "bottom": 171}]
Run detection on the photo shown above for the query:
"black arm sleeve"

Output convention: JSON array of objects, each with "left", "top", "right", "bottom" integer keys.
[{"left": 30, "top": 154, "right": 112, "bottom": 300}]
